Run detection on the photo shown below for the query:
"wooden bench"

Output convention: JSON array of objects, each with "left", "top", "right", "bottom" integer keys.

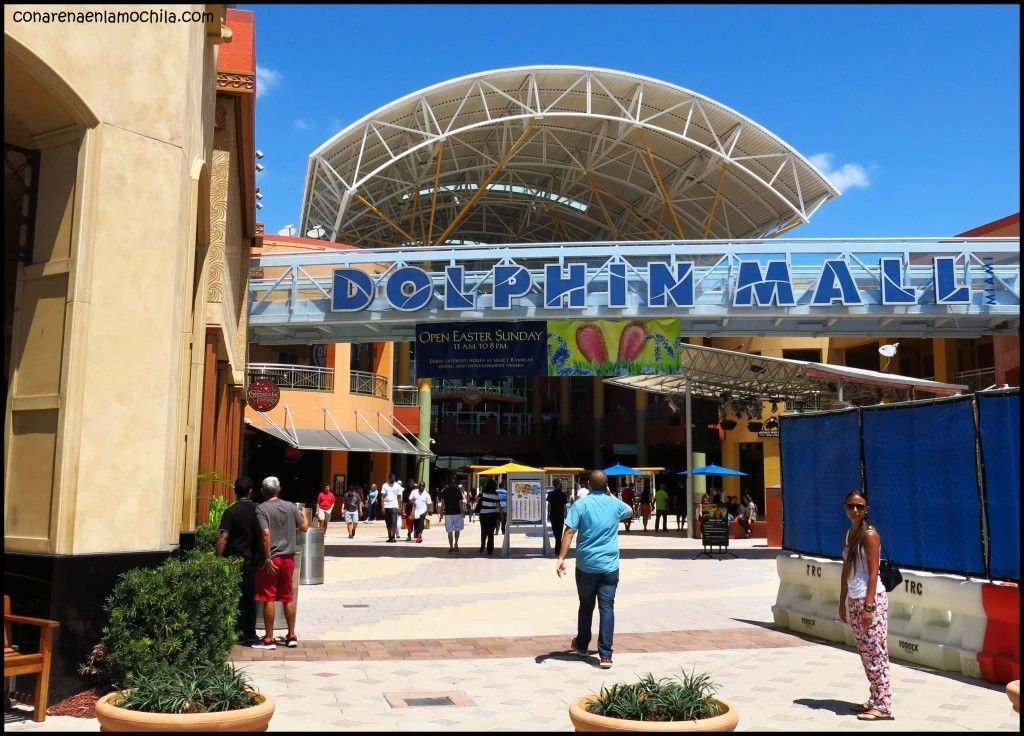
[{"left": 4, "top": 595, "right": 59, "bottom": 722}]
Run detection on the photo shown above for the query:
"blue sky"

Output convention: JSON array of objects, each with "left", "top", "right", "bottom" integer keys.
[{"left": 247, "top": 4, "right": 1019, "bottom": 240}]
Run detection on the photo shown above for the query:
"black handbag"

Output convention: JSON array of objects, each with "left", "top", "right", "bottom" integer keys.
[{"left": 879, "top": 544, "right": 903, "bottom": 592}]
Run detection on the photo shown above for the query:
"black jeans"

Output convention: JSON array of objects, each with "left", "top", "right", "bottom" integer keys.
[
  {"left": 655, "top": 510, "right": 669, "bottom": 531},
  {"left": 234, "top": 559, "right": 258, "bottom": 642},
  {"left": 575, "top": 568, "right": 620, "bottom": 660},
  {"left": 479, "top": 513, "right": 499, "bottom": 553},
  {"left": 551, "top": 516, "right": 565, "bottom": 552},
  {"left": 414, "top": 512, "right": 426, "bottom": 537}
]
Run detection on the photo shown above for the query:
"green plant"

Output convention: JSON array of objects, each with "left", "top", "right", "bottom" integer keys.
[
  {"left": 116, "top": 662, "right": 257, "bottom": 714},
  {"left": 194, "top": 495, "right": 231, "bottom": 553},
  {"left": 102, "top": 552, "right": 242, "bottom": 687},
  {"left": 585, "top": 671, "right": 722, "bottom": 722}
]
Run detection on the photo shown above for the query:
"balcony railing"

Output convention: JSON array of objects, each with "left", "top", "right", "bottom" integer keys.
[
  {"left": 393, "top": 385, "right": 418, "bottom": 406},
  {"left": 350, "top": 369, "right": 388, "bottom": 399},
  {"left": 955, "top": 367, "right": 997, "bottom": 392},
  {"left": 248, "top": 363, "right": 333, "bottom": 391}
]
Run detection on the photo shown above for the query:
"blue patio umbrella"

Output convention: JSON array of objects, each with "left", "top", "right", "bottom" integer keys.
[
  {"left": 676, "top": 463, "right": 748, "bottom": 476},
  {"left": 603, "top": 463, "right": 642, "bottom": 476}
]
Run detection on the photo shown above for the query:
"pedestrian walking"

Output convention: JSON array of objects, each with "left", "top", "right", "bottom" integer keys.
[
  {"left": 477, "top": 478, "right": 503, "bottom": 555},
  {"left": 738, "top": 494, "right": 758, "bottom": 538},
  {"left": 439, "top": 481, "right": 466, "bottom": 552},
  {"left": 253, "top": 476, "right": 308, "bottom": 649},
  {"left": 556, "top": 470, "right": 633, "bottom": 669},
  {"left": 839, "top": 490, "right": 894, "bottom": 721},
  {"left": 464, "top": 486, "right": 475, "bottom": 523},
  {"left": 215, "top": 476, "right": 264, "bottom": 646},
  {"left": 315, "top": 483, "right": 334, "bottom": 532},
  {"left": 342, "top": 487, "right": 363, "bottom": 538},
  {"left": 403, "top": 480, "right": 415, "bottom": 541},
  {"left": 497, "top": 480, "right": 508, "bottom": 534},
  {"left": 654, "top": 484, "right": 669, "bottom": 531},
  {"left": 381, "top": 474, "right": 402, "bottom": 542},
  {"left": 547, "top": 478, "right": 568, "bottom": 551},
  {"left": 366, "top": 483, "right": 379, "bottom": 521},
  {"left": 410, "top": 481, "right": 431, "bottom": 543},
  {"left": 638, "top": 481, "right": 652, "bottom": 530}
]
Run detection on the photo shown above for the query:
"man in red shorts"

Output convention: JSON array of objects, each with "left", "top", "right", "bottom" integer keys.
[{"left": 253, "top": 476, "right": 308, "bottom": 649}]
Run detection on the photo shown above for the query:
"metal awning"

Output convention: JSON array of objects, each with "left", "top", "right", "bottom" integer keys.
[
  {"left": 604, "top": 343, "right": 969, "bottom": 406},
  {"left": 248, "top": 423, "right": 431, "bottom": 457}
]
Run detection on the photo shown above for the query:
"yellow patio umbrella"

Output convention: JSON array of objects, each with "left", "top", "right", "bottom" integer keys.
[{"left": 477, "top": 462, "right": 544, "bottom": 475}]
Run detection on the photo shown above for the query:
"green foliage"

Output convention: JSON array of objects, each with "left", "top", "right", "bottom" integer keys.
[
  {"left": 116, "top": 662, "right": 257, "bottom": 714},
  {"left": 194, "top": 495, "right": 231, "bottom": 553},
  {"left": 585, "top": 671, "right": 722, "bottom": 722},
  {"left": 102, "top": 552, "right": 242, "bottom": 687}
]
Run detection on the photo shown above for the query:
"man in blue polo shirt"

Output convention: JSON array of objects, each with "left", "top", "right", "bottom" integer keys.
[{"left": 556, "top": 469, "right": 633, "bottom": 669}]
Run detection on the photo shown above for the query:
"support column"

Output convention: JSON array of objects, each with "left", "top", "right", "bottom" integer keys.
[
  {"left": 397, "top": 342, "right": 411, "bottom": 386},
  {"left": 592, "top": 377, "right": 604, "bottom": 469},
  {"left": 531, "top": 378, "right": 542, "bottom": 432},
  {"left": 417, "top": 378, "right": 431, "bottom": 489},
  {"left": 931, "top": 338, "right": 958, "bottom": 383},
  {"left": 635, "top": 390, "right": 648, "bottom": 466},
  {"left": 559, "top": 378, "right": 570, "bottom": 429}
]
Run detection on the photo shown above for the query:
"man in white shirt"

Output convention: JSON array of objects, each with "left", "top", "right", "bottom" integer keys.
[
  {"left": 381, "top": 473, "right": 402, "bottom": 543},
  {"left": 409, "top": 482, "right": 431, "bottom": 543},
  {"left": 576, "top": 480, "right": 591, "bottom": 502}
]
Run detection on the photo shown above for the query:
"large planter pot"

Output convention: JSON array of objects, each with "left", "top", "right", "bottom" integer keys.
[
  {"left": 95, "top": 690, "right": 275, "bottom": 732},
  {"left": 569, "top": 694, "right": 738, "bottom": 732},
  {"left": 1008, "top": 680, "right": 1019, "bottom": 713}
]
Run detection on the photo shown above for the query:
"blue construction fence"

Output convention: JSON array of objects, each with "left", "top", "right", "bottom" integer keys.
[{"left": 779, "top": 389, "right": 1020, "bottom": 581}]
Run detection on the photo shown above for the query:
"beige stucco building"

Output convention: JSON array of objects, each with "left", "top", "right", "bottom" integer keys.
[{"left": 4, "top": 4, "right": 257, "bottom": 701}]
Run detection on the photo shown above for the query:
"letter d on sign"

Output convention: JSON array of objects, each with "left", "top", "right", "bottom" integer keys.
[{"left": 333, "top": 269, "right": 374, "bottom": 311}]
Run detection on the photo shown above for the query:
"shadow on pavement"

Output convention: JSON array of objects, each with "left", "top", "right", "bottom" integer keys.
[
  {"left": 793, "top": 698, "right": 859, "bottom": 715},
  {"left": 535, "top": 650, "right": 598, "bottom": 667}
]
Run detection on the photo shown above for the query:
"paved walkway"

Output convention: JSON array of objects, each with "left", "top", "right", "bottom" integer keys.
[{"left": 7, "top": 520, "right": 1018, "bottom": 731}]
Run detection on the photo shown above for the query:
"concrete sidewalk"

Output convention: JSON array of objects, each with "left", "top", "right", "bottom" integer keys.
[{"left": 7, "top": 521, "right": 1018, "bottom": 731}]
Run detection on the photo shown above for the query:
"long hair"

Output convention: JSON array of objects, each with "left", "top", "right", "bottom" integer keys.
[{"left": 843, "top": 490, "right": 879, "bottom": 579}]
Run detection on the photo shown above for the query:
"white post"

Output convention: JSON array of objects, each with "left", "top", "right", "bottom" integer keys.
[{"left": 685, "top": 378, "right": 695, "bottom": 538}]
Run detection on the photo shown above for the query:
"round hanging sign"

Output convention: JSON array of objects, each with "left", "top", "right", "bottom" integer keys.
[
  {"left": 464, "top": 388, "right": 482, "bottom": 406},
  {"left": 247, "top": 378, "right": 280, "bottom": 412}
]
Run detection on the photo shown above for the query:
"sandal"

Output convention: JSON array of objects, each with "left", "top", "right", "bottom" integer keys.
[
  {"left": 849, "top": 702, "right": 871, "bottom": 713},
  {"left": 857, "top": 709, "right": 894, "bottom": 721}
]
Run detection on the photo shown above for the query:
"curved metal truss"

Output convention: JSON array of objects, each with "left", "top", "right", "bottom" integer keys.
[{"left": 301, "top": 66, "right": 841, "bottom": 248}]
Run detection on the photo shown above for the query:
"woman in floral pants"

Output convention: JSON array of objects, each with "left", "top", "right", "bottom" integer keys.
[{"left": 839, "top": 491, "right": 894, "bottom": 721}]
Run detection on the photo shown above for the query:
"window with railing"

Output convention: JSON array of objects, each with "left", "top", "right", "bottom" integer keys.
[
  {"left": 350, "top": 369, "right": 388, "bottom": 398},
  {"left": 955, "top": 367, "right": 997, "bottom": 392},
  {"left": 248, "top": 363, "right": 334, "bottom": 391},
  {"left": 393, "top": 385, "right": 418, "bottom": 406}
]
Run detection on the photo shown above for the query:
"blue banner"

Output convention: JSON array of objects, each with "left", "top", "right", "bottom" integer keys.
[
  {"left": 862, "top": 399, "right": 984, "bottom": 576},
  {"left": 415, "top": 321, "right": 547, "bottom": 379},
  {"left": 780, "top": 411, "right": 862, "bottom": 558},
  {"left": 978, "top": 392, "right": 1020, "bottom": 580}
]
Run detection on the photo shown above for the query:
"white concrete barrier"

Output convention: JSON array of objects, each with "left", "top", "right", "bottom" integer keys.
[
  {"left": 774, "top": 554, "right": 987, "bottom": 678},
  {"left": 772, "top": 554, "right": 846, "bottom": 644}
]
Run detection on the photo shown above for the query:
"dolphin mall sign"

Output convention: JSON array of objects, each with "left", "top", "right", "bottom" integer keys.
[{"left": 247, "top": 238, "right": 1019, "bottom": 344}]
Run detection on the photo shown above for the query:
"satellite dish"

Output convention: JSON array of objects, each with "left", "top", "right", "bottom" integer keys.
[{"left": 878, "top": 343, "right": 899, "bottom": 358}]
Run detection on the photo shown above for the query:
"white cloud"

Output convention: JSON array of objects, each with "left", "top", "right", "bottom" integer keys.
[
  {"left": 256, "top": 66, "right": 281, "bottom": 98},
  {"left": 293, "top": 119, "right": 311, "bottom": 131},
  {"left": 277, "top": 224, "right": 297, "bottom": 236},
  {"left": 808, "top": 153, "right": 871, "bottom": 193}
]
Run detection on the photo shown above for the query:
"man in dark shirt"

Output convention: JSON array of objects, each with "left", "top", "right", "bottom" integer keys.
[
  {"left": 438, "top": 481, "right": 466, "bottom": 552},
  {"left": 216, "top": 476, "right": 264, "bottom": 646},
  {"left": 547, "top": 478, "right": 568, "bottom": 551}
]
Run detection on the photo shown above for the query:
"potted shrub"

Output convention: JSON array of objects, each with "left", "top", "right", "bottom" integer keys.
[
  {"left": 568, "top": 671, "right": 738, "bottom": 732},
  {"left": 90, "top": 547, "right": 275, "bottom": 731}
]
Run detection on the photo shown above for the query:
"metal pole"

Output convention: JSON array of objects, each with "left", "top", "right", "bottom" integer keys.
[{"left": 685, "top": 378, "right": 694, "bottom": 538}]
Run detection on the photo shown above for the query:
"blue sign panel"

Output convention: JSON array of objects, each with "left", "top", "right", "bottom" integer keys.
[{"left": 416, "top": 321, "right": 548, "bottom": 378}]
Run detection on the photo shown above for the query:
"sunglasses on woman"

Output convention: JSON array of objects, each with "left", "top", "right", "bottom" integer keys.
[{"left": 845, "top": 502, "right": 866, "bottom": 510}]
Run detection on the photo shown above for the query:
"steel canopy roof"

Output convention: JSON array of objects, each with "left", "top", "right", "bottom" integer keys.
[
  {"left": 300, "top": 66, "right": 840, "bottom": 247},
  {"left": 604, "top": 343, "right": 970, "bottom": 408}
]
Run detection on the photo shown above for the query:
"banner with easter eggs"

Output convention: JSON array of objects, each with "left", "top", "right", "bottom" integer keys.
[{"left": 546, "top": 319, "right": 680, "bottom": 377}]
